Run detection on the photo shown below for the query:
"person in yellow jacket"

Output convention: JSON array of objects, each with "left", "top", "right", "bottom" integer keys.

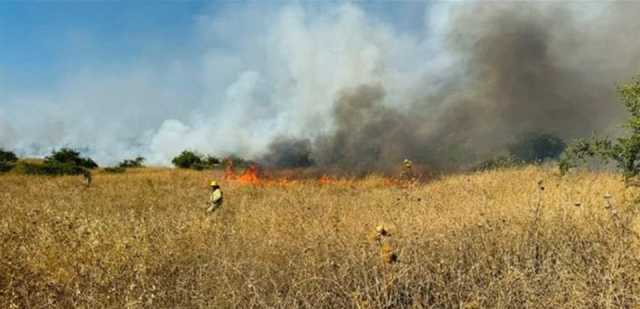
[
  {"left": 208, "top": 181, "right": 223, "bottom": 213},
  {"left": 401, "top": 159, "right": 413, "bottom": 180}
]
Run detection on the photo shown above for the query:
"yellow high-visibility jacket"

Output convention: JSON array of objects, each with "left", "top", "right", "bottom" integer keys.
[{"left": 210, "top": 188, "right": 223, "bottom": 205}]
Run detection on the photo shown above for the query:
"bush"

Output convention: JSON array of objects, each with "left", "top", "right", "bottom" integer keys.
[
  {"left": 118, "top": 157, "right": 145, "bottom": 168},
  {"left": 223, "top": 155, "right": 254, "bottom": 169},
  {"left": 172, "top": 151, "right": 221, "bottom": 170},
  {"left": 172, "top": 151, "right": 203, "bottom": 169},
  {"left": 473, "top": 155, "right": 522, "bottom": 171},
  {"left": 0, "top": 149, "right": 18, "bottom": 173},
  {"left": 14, "top": 161, "right": 86, "bottom": 176},
  {"left": 0, "top": 149, "right": 18, "bottom": 163},
  {"left": 0, "top": 161, "right": 15, "bottom": 173},
  {"left": 45, "top": 148, "right": 98, "bottom": 169},
  {"left": 560, "top": 75, "right": 640, "bottom": 182},
  {"left": 203, "top": 155, "right": 221, "bottom": 166},
  {"left": 508, "top": 132, "right": 566, "bottom": 163}
]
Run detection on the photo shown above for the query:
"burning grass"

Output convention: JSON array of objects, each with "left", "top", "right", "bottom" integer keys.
[{"left": 2, "top": 166, "right": 640, "bottom": 307}]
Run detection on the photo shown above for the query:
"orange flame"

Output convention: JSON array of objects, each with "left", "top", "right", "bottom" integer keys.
[
  {"left": 319, "top": 175, "right": 337, "bottom": 185},
  {"left": 238, "top": 165, "right": 260, "bottom": 184}
]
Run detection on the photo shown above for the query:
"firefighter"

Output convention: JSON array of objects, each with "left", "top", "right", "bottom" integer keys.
[
  {"left": 82, "top": 169, "right": 92, "bottom": 186},
  {"left": 401, "top": 159, "right": 413, "bottom": 180},
  {"left": 208, "top": 181, "right": 223, "bottom": 212}
]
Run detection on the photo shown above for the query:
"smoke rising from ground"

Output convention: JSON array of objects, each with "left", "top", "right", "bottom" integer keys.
[
  {"left": 1, "top": 2, "right": 639, "bottom": 170},
  {"left": 264, "top": 2, "right": 640, "bottom": 172}
]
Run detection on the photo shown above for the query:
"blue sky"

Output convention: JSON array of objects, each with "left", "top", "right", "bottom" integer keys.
[
  {"left": 0, "top": 1, "right": 207, "bottom": 92},
  {"left": 0, "top": 1, "right": 428, "bottom": 94}
]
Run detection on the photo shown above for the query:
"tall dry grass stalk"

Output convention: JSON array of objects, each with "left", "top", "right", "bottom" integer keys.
[{"left": 1, "top": 166, "right": 640, "bottom": 308}]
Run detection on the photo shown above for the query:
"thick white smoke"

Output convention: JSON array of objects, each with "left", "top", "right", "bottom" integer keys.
[{"left": 0, "top": 2, "right": 637, "bottom": 167}]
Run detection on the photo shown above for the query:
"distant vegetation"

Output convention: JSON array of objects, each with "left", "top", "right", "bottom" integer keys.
[
  {"left": 508, "top": 132, "right": 566, "bottom": 163},
  {"left": 474, "top": 132, "right": 566, "bottom": 171},
  {"left": 45, "top": 148, "right": 98, "bottom": 169},
  {"left": 560, "top": 75, "right": 640, "bottom": 182},
  {"left": 171, "top": 150, "right": 221, "bottom": 170},
  {"left": 0, "top": 149, "right": 18, "bottom": 163},
  {"left": 117, "top": 156, "right": 145, "bottom": 168},
  {"left": 0, "top": 149, "right": 18, "bottom": 173},
  {"left": 3, "top": 148, "right": 99, "bottom": 176}
]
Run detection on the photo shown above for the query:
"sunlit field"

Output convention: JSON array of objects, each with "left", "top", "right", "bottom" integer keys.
[{"left": 2, "top": 166, "right": 640, "bottom": 308}]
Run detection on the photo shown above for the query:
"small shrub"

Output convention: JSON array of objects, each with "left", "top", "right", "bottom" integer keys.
[
  {"left": 45, "top": 148, "right": 98, "bottom": 169},
  {"left": 14, "top": 161, "right": 86, "bottom": 176},
  {"left": 172, "top": 151, "right": 222, "bottom": 170},
  {"left": 0, "top": 149, "right": 18, "bottom": 163},
  {"left": 224, "top": 155, "right": 254, "bottom": 169},
  {"left": 0, "top": 161, "right": 15, "bottom": 173},
  {"left": 473, "top": 155, "right": 522, "bottom": 171},
  {"left": 203, "top": 155, "right": 221, "bottom": 167},
  {"left": 118, "top": 156, "right": 145, "bottom": 168}
]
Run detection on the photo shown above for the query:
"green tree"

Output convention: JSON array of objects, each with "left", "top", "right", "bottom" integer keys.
[
  {"left": 0, "top": 148, "right": 18, "bottom": 163},
  {"left": 172, "top": 150, "right": 203, "bottom": 169},
  {"left": 560, "top": 75, "right": 640, "bottom": 182},
  {"left": 45, "top": 148, "right": 98, "bottom": 169},
  {"left": 118, "top": 156, "right": 145, "bottom": 168},
  {"left": 508, "top": 132, "right": 566, "bottom": 163}
]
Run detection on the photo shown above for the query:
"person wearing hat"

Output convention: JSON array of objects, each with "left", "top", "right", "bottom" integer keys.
[
  {"left": 401, "top": 159, "right": 413, "bottom": 180},
  {"left": 208, "top": 181, "right": 223, "bottom": 213}
]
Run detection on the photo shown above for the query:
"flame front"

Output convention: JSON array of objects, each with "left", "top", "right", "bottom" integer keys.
[{"left": 238, "top": 165, "right": 260, "bottom": 184}]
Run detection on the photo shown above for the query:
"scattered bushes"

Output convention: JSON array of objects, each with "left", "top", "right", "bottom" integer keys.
[
  {"left": 474, "top": 132, "right": 566, "bottom": 171},
  {"left": 560, "top": 75, "right": 640, "bottom": 182},
  {"left": 0, "top": 161, "right": 15, "bottom": 173},
  {"left": 172, "top": 150, "right": 221, "bottom": 170},
  {"left": 0, "top": 148, "right": 18, "bottom": 173},
  {"left": 223, "top": 154, "right": 253, "bottom": 169},
  {"left": 118, "top": 157, "right": 145, "bottom": 168},
  {"left": 45, "top": 148, "right": 98, "bottom": 169},
  {"left": 0, "top": 149, "right": 18, "bottom": 163},
  {"left": 14, "top": 161, "right": 86, "bottom": 176},
  {"left": 4, "top": 148, "right": 97, "bottom": 176},
  {"left": 473, "top": 155, "right": 522, "bottom": 171}
]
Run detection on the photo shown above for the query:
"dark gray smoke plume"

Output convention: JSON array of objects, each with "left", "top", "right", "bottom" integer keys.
[
  {"left": 262, "top": 2, "right": 640, "bottom": 173},
  {"left": 261, "top": 136, "right": 313, "bottom": 168}
]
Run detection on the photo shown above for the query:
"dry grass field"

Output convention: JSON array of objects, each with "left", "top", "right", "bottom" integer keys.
[{"left": 2, "top": 166, "right": 640, "bottom": 308}]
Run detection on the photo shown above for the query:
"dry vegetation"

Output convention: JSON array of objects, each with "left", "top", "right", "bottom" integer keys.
[{"left": 2, "top": 166, "right": 640, "bottom": 308}]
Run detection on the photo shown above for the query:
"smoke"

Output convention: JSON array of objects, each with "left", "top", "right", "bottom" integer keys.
[
  {"left": 260, "top": 136, "right": 313, "bottom": 169},
  {"left": 1, "top": 2, "right": 639, "bottom": 170},
  {"left": 266, "top": 2, "right": 640, "bottom": 172}
]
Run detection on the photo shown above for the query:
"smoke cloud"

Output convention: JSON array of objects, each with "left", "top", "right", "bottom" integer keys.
[{"left": 1, "top": 2, "right": 639, "bottom": 171}]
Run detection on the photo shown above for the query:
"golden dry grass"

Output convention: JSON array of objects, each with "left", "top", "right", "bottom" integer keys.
[{"left": 2, "top": 166, "right": 640, "bottom": 308}]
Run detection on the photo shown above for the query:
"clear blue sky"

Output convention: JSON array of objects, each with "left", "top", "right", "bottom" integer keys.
[
  {"left": 0, "top": 1, "right": 208, "bottom": 92},
  {"left": 0, "top": 1, "right": 428, "bottom": 94}
]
